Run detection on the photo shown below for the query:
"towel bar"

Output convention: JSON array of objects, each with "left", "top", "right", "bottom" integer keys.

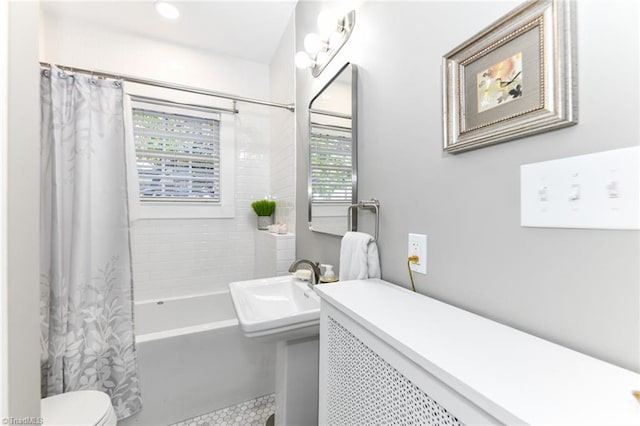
[{"left": 347, "top": 199, "right": 380, "bottom": 242}]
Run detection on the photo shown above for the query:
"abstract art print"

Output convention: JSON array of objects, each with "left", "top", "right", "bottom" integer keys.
[
  {"left": 442, "top": 0, "right": 577, "bottom": 153},
  {"left": 477, "top": 52, "right": 522, "bottom": 113}
]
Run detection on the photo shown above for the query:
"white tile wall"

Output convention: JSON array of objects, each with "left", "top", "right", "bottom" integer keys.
[
  {"left": 276, "top": 235, "right": 296, "bottom": 275},
  {"left": 254, "top": 231, "right": 296, "bottom": 278},
  {"left": 130, "top": 81, "right": 298, "bottom": 301},
  {"left": 131, "top": 105, "right": 272, "bottom": 301}
]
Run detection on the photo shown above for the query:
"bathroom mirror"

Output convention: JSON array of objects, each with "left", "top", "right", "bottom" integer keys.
[{"left": 308, "top": 63, "right": 357, "bottom": 236}]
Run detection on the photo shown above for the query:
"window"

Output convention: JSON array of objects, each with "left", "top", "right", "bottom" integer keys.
[
  {"left": 132, "top": 106, "right": 220, "bottom": 202},
  {"left": 310, "top": 125, "right": 353, "bottom": 202},
  {"left": 125, "top": 93, "right": 235, "bottom": 219}
]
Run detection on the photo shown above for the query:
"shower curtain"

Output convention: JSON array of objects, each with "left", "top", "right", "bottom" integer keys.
[{"left": 40, "top": 66, "right": 142, "bottom": 419}]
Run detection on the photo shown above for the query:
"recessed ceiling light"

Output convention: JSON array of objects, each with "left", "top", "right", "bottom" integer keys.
[{"left": 154, "top": 1, "right": 180, "bottom": 20}]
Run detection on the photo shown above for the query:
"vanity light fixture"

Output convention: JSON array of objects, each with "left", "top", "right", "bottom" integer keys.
[
  {"left": 304, "top": 33, "right": 327, "bottom": 55},
  {"left": 317, "top": 10, "right": 342, "bottom": 35},
  {"left": 295, "top": 52, "right": 316, "bottom": 70},
  {"left": 295, "top": 9, "right": 355, "bottom": 77},
  {"left": 154, "top": 1, "right": 180, "bottom": 20}
]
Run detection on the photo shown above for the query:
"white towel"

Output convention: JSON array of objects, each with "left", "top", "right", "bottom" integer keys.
[{"left": 339, "top": 231, "right": 381, "bottom": 281}]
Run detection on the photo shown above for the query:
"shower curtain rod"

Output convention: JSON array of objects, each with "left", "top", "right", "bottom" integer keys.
[{"left": 40, "top": 62, "right": 296, "bottom": 112}]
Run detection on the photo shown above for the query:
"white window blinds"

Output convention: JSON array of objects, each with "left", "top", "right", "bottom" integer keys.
[
  {"left": 132, "top": 107, "right": 221, "bottom": 202},
  {"left": 310, "top": 126, "right": 353, "bottom": 202}
]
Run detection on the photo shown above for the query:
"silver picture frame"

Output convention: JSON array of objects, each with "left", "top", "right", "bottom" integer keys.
[{"left": 443, "top": 0, "right": 577, "bottom": 154}]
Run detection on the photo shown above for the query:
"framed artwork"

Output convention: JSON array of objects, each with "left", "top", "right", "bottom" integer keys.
[{"left": 443, "top": 0, "right": 577, "bottom": 153}]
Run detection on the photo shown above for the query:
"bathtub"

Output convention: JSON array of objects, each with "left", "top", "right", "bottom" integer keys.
[{"left": 120, "top": 290, "right": 276, "bottom": 426}]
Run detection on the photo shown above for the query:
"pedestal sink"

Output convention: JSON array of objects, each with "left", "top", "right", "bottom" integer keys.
[
  {"left": 229, "top": 275, "right": 320, "bottom": 342},
  {"left": 229, "top": 276, "right": 320, "bottom": 426}
]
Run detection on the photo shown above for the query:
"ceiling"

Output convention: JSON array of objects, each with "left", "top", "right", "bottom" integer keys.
[{"left": 40, "top": 0, "right": 298, "bottom": 64}]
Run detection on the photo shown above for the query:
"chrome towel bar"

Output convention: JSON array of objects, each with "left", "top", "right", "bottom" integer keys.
[{"left": 347, "top": 198, "right": 380, "bottom": 242}]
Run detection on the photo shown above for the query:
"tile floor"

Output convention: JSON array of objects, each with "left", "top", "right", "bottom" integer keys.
[{"left": 171, "top": 394, "right": 275, "bottom": 426}]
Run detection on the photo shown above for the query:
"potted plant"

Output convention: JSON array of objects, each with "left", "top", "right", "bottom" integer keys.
[{"left": 251, "top": 199, "right": 276, "bottom": 230}]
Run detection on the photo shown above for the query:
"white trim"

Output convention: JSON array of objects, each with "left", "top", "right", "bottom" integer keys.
[
  {"left": 135, "top": 319, "right": 238, "bottom": 344},
  {"left": 5, "top": 1, "right": 40, "bottom": 416},
  {"left": 123, "top": 83, "right": 236, "bottom": 219},
  {"left": 0, "top": 0, "right": 9, "bottom": 417},
  {"left": 312, "top": 202, "right": 350, "bottom": 218},
  {"left": 134, "top": 288, "right": 231, "bottom": 306}
]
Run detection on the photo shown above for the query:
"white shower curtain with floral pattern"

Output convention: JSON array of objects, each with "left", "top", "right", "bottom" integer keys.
[{"left": 40, "top": 66, "right": 142, "bottom": 419}]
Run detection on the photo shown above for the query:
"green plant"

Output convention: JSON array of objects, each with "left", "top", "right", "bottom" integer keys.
[{"left": 251, "top": 199, "right": 276, "bottom": 216}]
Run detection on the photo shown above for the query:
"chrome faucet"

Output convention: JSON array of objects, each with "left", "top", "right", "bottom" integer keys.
[{"left": 289, "top": 259, "right": 321, "bottom": 285}]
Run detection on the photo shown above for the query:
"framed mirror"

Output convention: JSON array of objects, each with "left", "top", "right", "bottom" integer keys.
[{"left": 308, "top": 63, "right": 357, "bottom": 236}]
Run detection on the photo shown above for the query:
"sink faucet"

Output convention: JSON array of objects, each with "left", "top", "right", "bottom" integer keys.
[{"left": 289, "top": 259, "right": 321, "bottom": 285}]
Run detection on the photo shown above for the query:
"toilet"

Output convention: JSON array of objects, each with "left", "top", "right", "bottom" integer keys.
[{"left": 41, "top": 390, "right": 117, "bottom": 426}]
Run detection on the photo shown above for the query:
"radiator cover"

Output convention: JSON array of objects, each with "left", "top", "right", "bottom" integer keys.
[{"left": 326, "top": 316, "right": 462, "bottom": 426}]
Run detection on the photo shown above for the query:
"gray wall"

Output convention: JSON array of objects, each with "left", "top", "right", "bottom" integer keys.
[{"left": 295, "top": 1, "right": 640, "bottom": 371}]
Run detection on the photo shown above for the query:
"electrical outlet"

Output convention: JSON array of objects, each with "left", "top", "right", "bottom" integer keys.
[{"left": 408, "top": 233, "right": 427, "bottom": 274}]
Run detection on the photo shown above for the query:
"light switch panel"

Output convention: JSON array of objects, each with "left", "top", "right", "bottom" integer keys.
[{"left": 521, "top": 146, "right": 639, "bottom": 230}]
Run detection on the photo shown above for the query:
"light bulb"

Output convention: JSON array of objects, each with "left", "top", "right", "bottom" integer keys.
[
  {"left": 317, "top": 10, "right": 339, "bottom": 36},
  {"left": 154, "top": 1, "right": 180, "bottom": 19},
  {"left": 295, "top": 52, "right": 314, "bottom": 69},
  {"left": 304, "top": 33, "right": 325, "bottom": 54},
  {"left": 315, "top": 51, "right": 329, "bottom": 67}
]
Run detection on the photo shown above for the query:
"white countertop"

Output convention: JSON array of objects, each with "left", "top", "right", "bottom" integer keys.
[{"left": 315, "top": 279, "right": 640, "bottom": 425}]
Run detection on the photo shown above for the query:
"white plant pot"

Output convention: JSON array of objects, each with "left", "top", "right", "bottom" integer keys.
[{"left": 257, "top": 215, "right": 273, "bottom": 230}]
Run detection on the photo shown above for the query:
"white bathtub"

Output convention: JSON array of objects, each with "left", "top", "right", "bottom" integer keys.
[{"left": 120, "top": 291, "right": 276, "bottom": 426}]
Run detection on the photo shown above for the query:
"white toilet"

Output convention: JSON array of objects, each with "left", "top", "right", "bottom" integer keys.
[{"left": 41, "top": 390, "right": 117, "bottom": 426}]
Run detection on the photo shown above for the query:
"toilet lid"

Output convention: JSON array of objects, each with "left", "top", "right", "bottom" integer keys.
[{"left": 41, "top": 390, "right": 113, "bottom": 426}]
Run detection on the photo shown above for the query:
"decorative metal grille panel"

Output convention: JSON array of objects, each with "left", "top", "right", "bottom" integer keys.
[{"left": 327, "top": 317, "right": 463, "bottom": 426}]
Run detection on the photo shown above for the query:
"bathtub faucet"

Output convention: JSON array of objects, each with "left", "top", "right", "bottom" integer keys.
[{"left": 289, "top": 259, "right": 321, "bottom": 286}]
